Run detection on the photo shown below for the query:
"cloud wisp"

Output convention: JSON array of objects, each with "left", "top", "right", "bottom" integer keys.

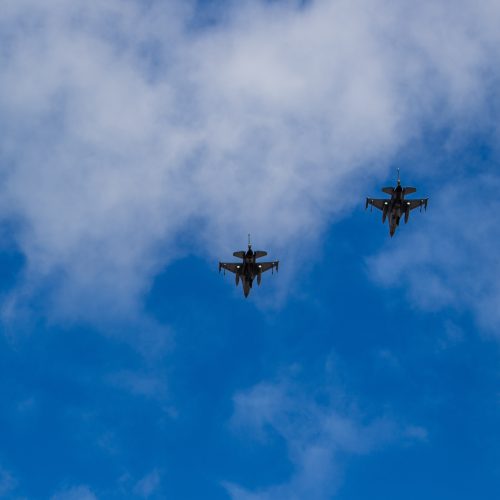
[
  {"left": 50, "top": 484, "right": 97, "bottom": 500},
  {"left": 0, "top": 465, "right": 16, "bottom": 497},
  {"left": 225, "top": 373, "right": 426, "bottom": 499}
]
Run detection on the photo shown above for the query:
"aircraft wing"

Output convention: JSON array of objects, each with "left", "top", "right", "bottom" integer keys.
[
  {"left": 257, "top": 261, "right": 279, "bottom": 273},
  {"left": 405, "top": 198, "right": 428, "bottom": 211},
  {"left": 219, "top": 262, "right": 241, "bottom": 274},
  {"left": 366, "top": 198, "right": 388, "bottom": 211}
]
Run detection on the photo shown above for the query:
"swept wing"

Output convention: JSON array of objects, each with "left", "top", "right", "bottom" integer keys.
[
  {"left": 257, "top": 261, "right": 279, "bottom": 273},
  {"left": 219, "top": 262, "right": 241, "bottom": 274},
  {"left": 366, "top": 198, "right": 389, "bottom": 211},
  {"left": 405, "top": 198, "right": 428, "bottom": 211}
]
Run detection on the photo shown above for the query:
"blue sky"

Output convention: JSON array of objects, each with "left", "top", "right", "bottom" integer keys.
[{"left": 0, "top": 0, "right": 499, "bottom": 498}]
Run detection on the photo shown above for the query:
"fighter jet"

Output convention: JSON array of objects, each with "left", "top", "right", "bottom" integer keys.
[
  {"left": 366, "top": 169, "right": 428, "bottom": 237},
  {"left": 219, "top": 236, "right": 279, "bottom": 297}
]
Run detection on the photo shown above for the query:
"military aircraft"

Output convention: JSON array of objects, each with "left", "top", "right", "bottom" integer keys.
[
  {"left": 219, "top": 236, "right": 279, "bottom": 297},
  {"left": 366, "top": 169, "right": 428, "bottom": 237}
]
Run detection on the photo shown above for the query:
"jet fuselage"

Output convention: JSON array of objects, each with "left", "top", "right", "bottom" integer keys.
[
  {"left": 386, "top": 185, "right": 407, "bottom": 237},
  {"left": 236, "top": 249, "right": 264, "bottom": 297}
]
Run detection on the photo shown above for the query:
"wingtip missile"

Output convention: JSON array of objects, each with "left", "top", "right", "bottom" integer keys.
[
  {"left": 271, "top": 261, "right": 279, "bottom": 274},
  {"left": 219, "top": 262, "right": 225, "bottom": 275}
]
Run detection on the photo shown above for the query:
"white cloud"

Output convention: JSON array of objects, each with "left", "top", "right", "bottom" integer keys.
[
  {"left": 367, "top": 174, "right": 500, "bottom": 335},
  {"left": 1, "top": 0, "right": 499, "bottom": 324},
  {"left": 225, "top": 373, "right": 426, "bottom": 499}
]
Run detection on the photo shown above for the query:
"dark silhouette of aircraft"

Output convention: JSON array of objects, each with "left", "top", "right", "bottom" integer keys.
[
  {"left": 219, "top": 236, "right": 279, "bottom": 297},
  {"left": 366, "top": 169, "right": 428, "bottom": 237}
]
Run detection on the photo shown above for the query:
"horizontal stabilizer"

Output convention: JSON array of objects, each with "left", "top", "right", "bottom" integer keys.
[
  {"left": 382, "top": 187, "right": 394, "bottom": 195},
  {"left": 254, "top": 250, "right": 267, "bottom": 259},
  {"left": 404, "top": 187, "right": 416, "bottom": 195},
  {"left": 233, "top": 251, "right": 245, "bottom": 259}
]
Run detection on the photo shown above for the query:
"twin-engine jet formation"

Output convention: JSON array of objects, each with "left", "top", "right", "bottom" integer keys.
[
  {"left": 219, "top": 237, "right": 279, "bottom": 297},
  {"left": 366, "top": 169, "right": 428, "bottom": 236},
  {"left": 219, "top": 171, "right": 428, "bottom": 297}
]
